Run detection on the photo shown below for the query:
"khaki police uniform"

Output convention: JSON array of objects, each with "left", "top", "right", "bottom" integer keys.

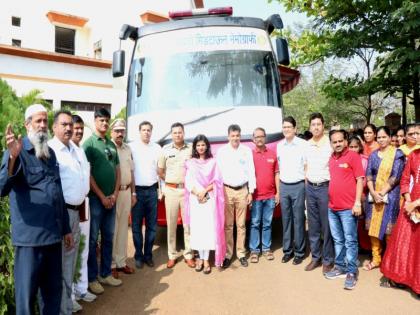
[{"left": 158, "top": 142, "right": 192, "bottom": 260}]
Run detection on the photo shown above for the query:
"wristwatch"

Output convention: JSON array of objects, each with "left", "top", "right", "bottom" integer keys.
[{"left": 132, "top": 192, "right": 137, "bottom": 196}]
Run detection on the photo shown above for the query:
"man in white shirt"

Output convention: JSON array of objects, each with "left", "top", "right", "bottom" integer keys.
[
  {"left": 277, "top": 116, "right": 308, "bottom": 265},
  {"left": 71, "top": 115, "right": 97, "bottom": 308},
  {"left": 217, "top": 124, "right": 256, "bottom": 268},
  {"left": 49, "top": 110, "right": 90, "bottom": 314},
  {"left": 305, "top": 113, "right": 334, "bottom": 274},
  {"left": 129, "top": 121, "right": 162, "bottom": 269}
]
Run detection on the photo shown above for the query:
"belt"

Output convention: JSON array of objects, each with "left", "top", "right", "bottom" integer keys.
[
  {"left": 136, "top": 183, "right": 158, "bottom": 190},
  {"left": 223, "top": 183, "right": 248, "bottom": 190},
  {"left": 281, "top": 180, "right": 304, "bottom": 185},
  {"left": 307, "top": 180, "right": 329, "bottom": 187},
  {"left": 119, "top": 184, "right": 131, "bottom": 191},
  {"left": 166, "top": 183, "right": 184, "bottom": 189},
  {"left": 66, "top": 203, "right": 83, "bottom": 211}
]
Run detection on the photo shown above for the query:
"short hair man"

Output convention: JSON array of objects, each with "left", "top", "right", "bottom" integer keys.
[
  {"left": 0, "top": 104, "right": 73, "bottom": 314},
  {"left": 217, "top": 124, "right": 256, "bottom": 268},
  {"left": 110, "top": 119, "right": 136, "bottom": 277},
  {"left": 304, "top": 113, "right": 334, "bottom": 274},
  {"left": 130, "top": 121, "right": 162, "bottom": 268},
  {"left": 158, "top": 122, "right": 195, "bottom": 268},
  {"left": 83, "top": 108, "right": 122, "bottom": 294},
  {"left": 325, "top": 129, "right": 363, "bottom": 290},
  {"left": 71, "top": 115, "right": 97, "bottom": 305},
  {"left": 49, "top": 110, "right": 91, "bottom": 313},
  {"left": 249, "top": 127, "right": 279, "bottom": 263},
  {"left": 276, "top": 116, "right": 308, "bottom": 265}
]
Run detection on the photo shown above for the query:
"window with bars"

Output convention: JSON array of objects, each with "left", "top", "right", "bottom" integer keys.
[
  {"left": 61, "top": 101, "right": 111, "bottom": 113},
  {"left": 12, "top": 16, "right": 21, "bottom": 27},
  {"left": 12, "top": 39, "right": 21, "bottom": 47},
  {"left": 55, "top": 26, "right": 75, "bottom": 55}
]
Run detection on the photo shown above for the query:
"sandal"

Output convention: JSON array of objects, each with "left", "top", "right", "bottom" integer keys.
[
  {"left": 203, "top": 262, "right": 211, "bottom": 275},
  {"left": 195, "top": 260, "right": 203, "bottom": 272},
  {"left": 363, "top": 261, "right": 380, "bottom": 271},
  {"left": 250, "top": 252, "right": 259, "bottom": 263},
  {"left": 263, "top": 251, "right": 274, "bottom": 261}
]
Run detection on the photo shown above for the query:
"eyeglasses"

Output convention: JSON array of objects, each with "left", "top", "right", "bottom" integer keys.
[{"left": 104, "top": 148, "right": 112, "bottom": 161}]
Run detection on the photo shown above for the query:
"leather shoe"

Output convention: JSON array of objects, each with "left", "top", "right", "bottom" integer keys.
[
  {"left": 322, "top": 263, "right": 334, "bottom": 274},
  {"left": 184, "top": 258, "right": 196, "bottom": 268},
  {"left": 281, "top": 254, "right": 294, "bottom": 263},
  {"left": 305, "top": 260, "right": 321, "bottom": 271},
  {"left": 111, "top": 268, "right": 119, "bottom": 279},
  {"left": 166, "top": 259, "right": 177, "bottom": 269},
  {"left": 293, "top": 257, "right": 303, "bottom": 265},
  {"left": 117, "top": 265, "right": 135, "bottom": 274},
  {"left": 239, "top": 257, "right": 248, "bottom": 267},
  {"left": 145, "top": 260, "right": 154, "bottom": 268},
  {"left": 135, "top": 260, "right": 144, "bottom": 269},
  {"left": 222, "top": 258, "right": 231, "bottom": 269}
]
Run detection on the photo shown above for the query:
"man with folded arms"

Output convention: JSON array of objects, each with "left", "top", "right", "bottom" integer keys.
[
  {"left": 158, "top": 122, "right": 194, "bottom": 268},
  {"left": 49, "top": 110, "right": 90, "bottom": 314},
  {"left": 277, "top": 116, "right": 308, "bottom": 265},
  {"left": 110, "top": 119, "right": 136, "bottom": 277},
  {"left": 217, "top": 124, "right": 256, "bottom": 268},
  {"left": 83, "top": 108, "right": 122, "bottom": 294},
  {"left": 304, "top": 113, "right": 334, "bottom": 274},
  {"left": 325, "top": 129, "right": 363, "bottom": 290},
  {"left": 130, "top": 121, "right": 162, "bottom": 269}
]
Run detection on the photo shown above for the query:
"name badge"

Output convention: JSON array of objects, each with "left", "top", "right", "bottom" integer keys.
[
  {"left": 267, "top": 158, "right": 275, "bottom": 163},
  {"left": 339, "top": 163, "right": 349, "bottom": 168},
  {"left": 168, "top": 155, "right": 176, "bottom": 158}
]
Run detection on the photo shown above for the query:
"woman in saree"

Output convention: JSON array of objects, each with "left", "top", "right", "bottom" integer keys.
[
  {"left": 184, "top": 134, "right": 225, "bottom": 274},
  {"left": 363, "top": 124, "right": 380, "bottom": 156},
  {"left": 398, "top": 124, "right": 420, "bottom": 157},
  {"left": 363, "top": 126, "right": 405, "bottom": 271},
  {"left": 380, "top": 141, "right": 420, "bottom": 296}
]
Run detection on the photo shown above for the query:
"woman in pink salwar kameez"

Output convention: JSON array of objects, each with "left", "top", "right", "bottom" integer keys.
[{"left": 184, "top": 135, "right": 226, "bottom": 274}]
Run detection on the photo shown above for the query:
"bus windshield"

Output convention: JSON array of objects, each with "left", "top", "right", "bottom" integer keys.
[{"left": 128, "top": 49, "right": 281, "bottom": 116}]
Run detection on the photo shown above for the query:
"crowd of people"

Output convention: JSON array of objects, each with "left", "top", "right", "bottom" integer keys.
[{"left": 0, "top": 104, "right": 419, "bottom": 314}]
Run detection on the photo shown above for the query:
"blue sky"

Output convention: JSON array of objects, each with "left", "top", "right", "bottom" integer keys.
[{"left": 205, "top": 0, "right": 308, "bottom": 27}]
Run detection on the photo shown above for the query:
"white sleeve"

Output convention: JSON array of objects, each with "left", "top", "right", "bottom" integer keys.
[{"left": 247, "top": 148, "right": 256, "bottom": 193}]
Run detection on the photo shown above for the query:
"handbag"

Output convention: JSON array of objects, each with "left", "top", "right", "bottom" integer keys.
[{"left": 368, "top": 192, "right": 388, "bottom": 204}]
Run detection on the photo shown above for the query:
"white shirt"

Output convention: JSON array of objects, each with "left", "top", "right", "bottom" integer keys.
[
  {"left": 216, "top": 143, "right": 256, "bottom": 193},
  {"left": 129, "top": 140, "right": 162, "bottom": 186},
  {"left": 277, "top": 136, "right": 308, "bottom": 183},
  {"left": 305, "top": 135, "right": 332, "bottom": 183},
  {"left": 49, "top": 137, "right": 90, "bottom": 206}
]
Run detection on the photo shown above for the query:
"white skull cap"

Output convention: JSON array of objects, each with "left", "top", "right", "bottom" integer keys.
[{"left": 25, "top": 104, "right": 47, "bottom": 120}]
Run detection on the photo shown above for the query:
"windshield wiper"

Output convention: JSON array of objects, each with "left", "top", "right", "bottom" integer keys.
[{"left": 157, "top": 107, "right": 235, "bottom": 144}]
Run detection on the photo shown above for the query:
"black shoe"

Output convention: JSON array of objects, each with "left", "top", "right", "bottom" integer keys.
[
  {"left": 145, "top": 260, "right": 154, "bottom": 268},
  {"left": 281, "top": 254, "right": 294, "bottom": 263},
  {"left": 239, "top": 257, "right": 248, "bottom": 267},
  {"left": 293, "top": 257, "right": 303, "bottom": 265},
  {"left": 135, "top": 260, "right": 144, "bottom": 269},
  {"left": 222, "top": 258, "right": 231, "bottom": 269}
]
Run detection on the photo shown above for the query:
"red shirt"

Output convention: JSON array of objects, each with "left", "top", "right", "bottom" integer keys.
[
  {"left": 329, "top": 149, "right": 364, "bottom": 211},
  {"left": 252, "top": 147, "right": 279, "bottom": 200}
]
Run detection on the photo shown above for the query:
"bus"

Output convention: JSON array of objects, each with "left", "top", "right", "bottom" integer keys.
[{"left": 113, "top": 7, "right": 296, "bottom": 225}]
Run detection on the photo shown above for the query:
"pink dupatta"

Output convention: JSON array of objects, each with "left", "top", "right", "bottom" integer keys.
[{"left": 184, "top": 158, "right": 226, "bottom": 266}]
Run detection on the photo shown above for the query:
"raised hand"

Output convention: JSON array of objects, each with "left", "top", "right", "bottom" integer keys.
[{"left": 5, "top": 124, "right": 22, "bottom": 159}]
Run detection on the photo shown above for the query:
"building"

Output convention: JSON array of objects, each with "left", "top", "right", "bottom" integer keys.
[{"left": 0, "top": 0, "right": 201, "bottom": 135}]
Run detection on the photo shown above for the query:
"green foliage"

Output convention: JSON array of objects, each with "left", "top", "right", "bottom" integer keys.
[
  {"left": 274, "top": 0, "right": 420, "bottom": 121},
  {"left": 0, "top": 198, "right": 14, "bottom": 315}
]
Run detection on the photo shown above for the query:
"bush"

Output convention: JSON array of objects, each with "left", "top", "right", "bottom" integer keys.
[{"left": 0, "top": 197, "right": 15, "bottom": 314}]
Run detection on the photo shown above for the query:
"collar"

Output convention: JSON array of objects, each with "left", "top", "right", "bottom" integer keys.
[
  {"left": 309, "top": 135, "right": 328, "bottom": 146},
  {"left": 332, "top": 148, "right": 349, "bottom": 160},
  {"left": 112, "top": 139, "right": 127, "bottom": 150},
  {"left": 254, "top": 146, "right": 267, "bottom": 153},
  {"left": 23, "top": 136, "right": 34, "bottom": 151},
  {"left": 93, "top": 133, "right": 109, "bottom": 142},
  {"left": 283, "top": 136, "right": 298, "bottom": 146},
  {"left": 171, "top": 142, "right": 188, "bottom": 150},
  {"left": 50, "top": 136, "right": 75, "bottom": 152}
]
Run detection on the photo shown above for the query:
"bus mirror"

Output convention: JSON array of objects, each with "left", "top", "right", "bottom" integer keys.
[
  {"left": 276, "top": 38, "right": 290, "bottom": 66},
  {"left": 112, "top": 50, "right": 125, "bottom": 77},
  {"left": 119, "top": 24, "right": 138, "bottom": 40},
  {"left": 266, "top": 14, "right": 284, "bottom": 34}
]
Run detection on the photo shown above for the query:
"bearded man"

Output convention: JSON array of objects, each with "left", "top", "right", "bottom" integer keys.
[{"left": 0, "top": 104, "right": 73, "bottom": 315}]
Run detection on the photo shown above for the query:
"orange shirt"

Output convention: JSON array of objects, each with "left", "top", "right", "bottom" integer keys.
[{"left": 363, "top": 141, "right": 379, "bottom": 156}]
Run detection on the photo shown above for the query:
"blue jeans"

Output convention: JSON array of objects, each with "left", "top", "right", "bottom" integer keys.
[
  {"left": 249, "top": 198, "right": 275, "bottom": 253},
  {"left": 131, "top": 186, "right": 158, "bottom": 262},
  {"left": 88, "top": 195, "right": 116, "bottom": 282},
  {"left": 328, "top": 209, "right": 358, "bottom": 274}
]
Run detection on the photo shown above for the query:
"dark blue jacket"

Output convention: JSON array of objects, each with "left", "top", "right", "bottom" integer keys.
[{"left": 0, "top": 137, "right": 70, "bottom": 246}]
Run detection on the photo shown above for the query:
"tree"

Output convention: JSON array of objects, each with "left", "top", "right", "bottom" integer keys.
[{"left": 273, "top": 0, "right": 420, "bottom": 121}]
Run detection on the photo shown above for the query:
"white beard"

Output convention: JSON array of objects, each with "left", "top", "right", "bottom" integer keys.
[{"left": 28, "top": 127, "right": 50, "bottom": 160}]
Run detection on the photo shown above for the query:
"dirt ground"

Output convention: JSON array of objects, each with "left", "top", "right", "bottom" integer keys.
[{"left": 82, "top": 224, "right": 419, "bottom": 315}]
